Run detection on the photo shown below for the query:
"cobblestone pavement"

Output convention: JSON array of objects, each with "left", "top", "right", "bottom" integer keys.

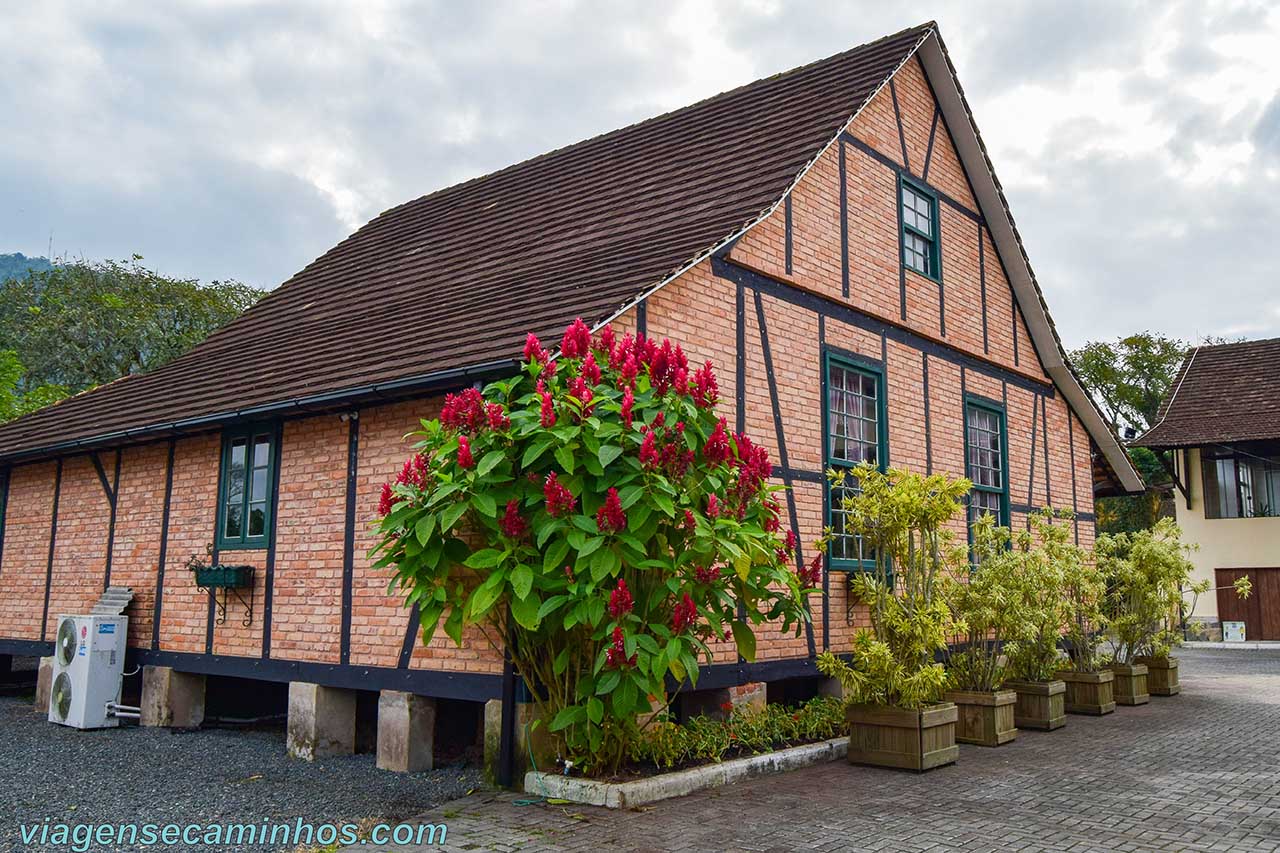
[{"left": 376, "top": 649, "right": 1280, "bottom": 853}]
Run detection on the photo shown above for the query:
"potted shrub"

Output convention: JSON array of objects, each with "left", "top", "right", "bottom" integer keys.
[
  {"left": 1000, "top": 511, "right": 1075, "bottom": 731},
  {"left": 1057, "top": 533, "right": 1114, "bottom": 716},
  {"left": 371, "top": 320, "right": 812, "bottom": 777},
  {"left": 1102, "top": 520, "right": 1250, "bottom": 699},
  {"left": 817, "top": 465, "right": 968, "bottom": 772},
  {"left": 940, "top": 516, "right": 1022, "bottom": 747}
]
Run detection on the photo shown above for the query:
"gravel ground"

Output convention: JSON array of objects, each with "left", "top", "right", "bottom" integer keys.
[{"left": 0, "top": 692, "right": 484, "bottom": 853}]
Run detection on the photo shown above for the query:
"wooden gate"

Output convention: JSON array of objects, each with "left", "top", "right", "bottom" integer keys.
[{"left": 1216, "top": 568, "right": 1280, "bottom": 641}]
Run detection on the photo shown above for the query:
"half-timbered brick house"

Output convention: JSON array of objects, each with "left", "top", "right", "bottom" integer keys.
[{"left": 0, "top": 22, "right": 1141, "bottom": 772}]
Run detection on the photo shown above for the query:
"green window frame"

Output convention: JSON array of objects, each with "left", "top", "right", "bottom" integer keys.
[
  {"left": 900, "top": 176, "right": 941, "bottom": 282},
  {"left": 823, "top": 352, "right": 888, "bottom": 571},
  {"left": 964, "top": 397, "right": 1009, "bottom": 530},
  {"left": 216, "top": 423, "right": 278, "bottom": 550}
]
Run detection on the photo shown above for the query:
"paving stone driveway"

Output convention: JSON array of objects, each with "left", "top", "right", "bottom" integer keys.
[{"left": 379, "top": 649, "right": 1280, "bottom": 852}]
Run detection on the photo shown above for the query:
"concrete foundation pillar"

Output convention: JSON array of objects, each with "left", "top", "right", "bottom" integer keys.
[
  {"left": 817, "top": 676, "right": 844, "bottom": 700},
  {"left": 730, "top": 681, "right": 768, "bottom": 712},
  {"left": 140, "top": 666, "right": 206, "bottom": 728},
  {"left": 34, "top": 656, "right": 53, "bottom": 714},
  {"left": 376, "top": 690, "right": 435, "bottom": 773},
  {"left": 483, "top": 699, "right": 558, "bottom": 785},
  {"left": 287, "top": 682, "right": 356, "bottom": 761}
]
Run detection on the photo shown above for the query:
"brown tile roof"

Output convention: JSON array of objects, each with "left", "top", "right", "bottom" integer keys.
[
  {"left": 0, "top": 23, "right": 933, "bottom": 462},
  {"left": 1133, "top": 337, "right": 1280, "bottom": 448}
]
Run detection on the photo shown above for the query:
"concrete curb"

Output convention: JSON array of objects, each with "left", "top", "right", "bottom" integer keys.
[
  {"left": 1184, "top": 641, "right": 1280, "bottom": 650},
  {"left": 524, "top": 736, "right": 848, "bottom": 808}
]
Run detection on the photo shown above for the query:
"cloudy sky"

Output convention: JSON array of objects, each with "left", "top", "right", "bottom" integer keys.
[{"left": 3, "top": 1, "right": 1278, "bottom": 347}]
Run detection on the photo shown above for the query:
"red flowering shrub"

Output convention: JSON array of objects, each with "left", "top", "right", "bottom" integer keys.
[{"left": 373, "top": 319, "right": 811, "bottom": 773}]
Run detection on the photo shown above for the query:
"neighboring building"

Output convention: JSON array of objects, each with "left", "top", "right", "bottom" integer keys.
[
  {"left": 0, "top": 22, "right": 1141, "bottom": 771},
  {"left": 1133, "top": 338, "right": 1280, "bottom": 640}
]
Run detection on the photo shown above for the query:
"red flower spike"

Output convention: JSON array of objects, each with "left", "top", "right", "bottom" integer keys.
[
  {"left": 596, "top": 487, "right": 627, "bottom": 534},
  {"left": 673, "top": 367, "right": 689, "bottom": 395},
  {"left": 695, "top": 565, "right": 720, "bottom": 584},
  {"left": 671, "top": 593, "right": 697, "bottom": 633},
  {"left": 540, "top": 388, "right": 556, "bottom": 428},
  {"left": 682, "top": 509, "right": 697, "bottom": 531},
  {"left": 396, "top": 452, "right": 429, "bottom": 489},
  {"left": 605, "top": 625, "right": 636, "bottom": 668},
  {"left": 799, "top": 554, "right": 823, "bottom": 588},
  {"left": 542, "top": 357, "right": 558, "bottom": 379},
  {"left": 610, "top": 333, "right": 633, "bottom": 370},
  {"left": 456, "top": 436, "right": 474, "bottom": 469},
  {"left": 638, "top": 428, "right": 659, "bottom": 469},
  {"left": 569, "top": 376, "right": 594, "bottom": 409},
  {"left": 485, "top": 402, "right": 510, "bottom": 431},
  {"left": 692, "top": 361, "right": 719, "bottom": 408},
  {"left": 598, "top": 325, "right": 616, "bottom": 357},
  {"left": 440, "top": 387, "right": 486, "bottom": 432},
  {"left": 524, "top": 333, "right": 546, "bottom": 364},
  {"left": 543, "top": 472, "right": 576, "bottom": 518},
  {"left": 785, "top": 529, "right": 797, "bottom": 551},
  {"left": 620, "top": 386, "right": 635, "bottom": 430},
  {"left": 500, "top": 500, "right": 527, "bottom": 539},
  {"left": 703, "top": 418, "right": 732, "bottom": 465},
  {"left": 707, "top": 493, "right": 720, "bottom": 518},
  {"left": 564, "top": 565, "right": 574, "bottom": 580},
  {"left": 620, "top": 354, "right": 638, "bottom": 388},
  {"left": 608, "top": 579, "right": 634, "bottom": 618},
  {"left": 560, "top": 318, "right": 592, "bottom": 359},
  {"left": 378, "top": 482, "right": 395, "bottom": 517},
  {"left": 580, "top": 351, "right": 602, "bottom": 385}
]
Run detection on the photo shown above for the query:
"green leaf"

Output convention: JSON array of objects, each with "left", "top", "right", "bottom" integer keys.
[
  {"left": 537, "top": 595, "right": 568, "bottom": 623},
  {"left": 614, "top": 676, "right": 638, "bottom": 717},
  {"left": 578, "top": 535, "right": 604, "bottom": 558},
  {"left": 522, "top": 439, "right": 554, "bottom": 468},
  {"left": 543, "top": 539, "right": 570, "bottom": 575},
  {"left": 587, "top": 697, "right": 604, "bottom": 725},
  {"left": 471, "top": 492, "right": 497, "bottom": 518},
  {"left": 510, "top": 590, "right": 541, "bottom": 630},
  {"left": 598, "top": 444, "right": 623, "bottom": 469},
  {"left": 731, "top": 620, "right": 757, "bottom": 662},
  {"left": 443, "top": 605, "right": 464, "bottom": 645},
  {"left": 618, "top": 484, "right": 644, "bottom": 509},
  {"left": 550, "top": 706, "right": 582, "bottom": 732},
  {"left": 510, "top": 563, "right": 534, "bottom": 600},
  {"left": 554, "top": 444, "right": 575, "bottom": 475},
  {"left": 441, "top": 501, "right": 468, "bottom": 532},
  {"left": 464, "top": 548, "right": 505, "bottom": 569},
  {"left": 595, "top": 670, "right": 621, "bottom": 695},
  {"left": 477, "top": 449, "right": 505, "bottom": 478},
  {"left": 413, "top": 513, "right": 436, "bottom": 546}
]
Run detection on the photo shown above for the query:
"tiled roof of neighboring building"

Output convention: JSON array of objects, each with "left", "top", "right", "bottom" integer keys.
[
  {"left": 0, "top": 23, "right": 933, "bottom": 461},
  {"left": 1133, "top": 337, "right": 1280, "bottom": 448}
]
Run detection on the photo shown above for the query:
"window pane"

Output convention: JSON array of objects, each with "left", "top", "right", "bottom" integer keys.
[
  {"left": 248, "top": 503, "right": 266, "bottom": 537},
  {"left": 253, "top": 436, "right": 270, "bottom": 468},
  {"left": 251, "top": 467, "right": 268, "bottom": 502},
  {"left": 224, "top": 503, "right": 243, "bottom": 539},
  {"left": 227, "top": 440, "right": 247, "bottom": 502}
]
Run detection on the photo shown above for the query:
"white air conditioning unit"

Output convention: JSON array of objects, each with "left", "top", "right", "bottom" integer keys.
[{"left": 48, "top": 614, "right": 128, "bottom": 729}]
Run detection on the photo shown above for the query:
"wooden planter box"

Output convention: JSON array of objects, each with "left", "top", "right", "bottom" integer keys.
[
  {"left": 1136, "top": 655, "right": 1180, "bottom": 696},
  {"left": 943, "top": 690, "right": 1017, "bottom": 747},
  {"left": 845, "top": 702, "right": 958, "bottom": 772},
  {"left": 1003, "top": 679, "right": 1066, "bottom": 730},
  {"left": 1056, "top": 669, "right": 1116, "bottom": 715},
  {"left": 1109, "top": 663, "right": 1150, "bottom": 706}
]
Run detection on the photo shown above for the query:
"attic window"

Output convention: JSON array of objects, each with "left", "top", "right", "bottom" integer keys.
[{"left": 900, "top": 178, "right": 940, "bottom": 280}]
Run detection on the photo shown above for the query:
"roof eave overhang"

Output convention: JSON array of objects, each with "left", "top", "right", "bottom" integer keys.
[
  {"left": 914, "top": 33, "right": 1145, "bottom": 495},
  {"left": 0, "top": 358, "right": 519, "bottom": 466}
]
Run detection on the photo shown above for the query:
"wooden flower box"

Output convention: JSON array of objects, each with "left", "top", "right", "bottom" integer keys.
[
  {"left": 943, "top": 689, "right": 1017, "bottom": 747},
  {"left": 1109, "top": 663, "right": 1150, "bottom": 706},
  {"left": 1003, "top": 679, "right": 1066, "bottom": 730},
  {"left": 845, "top": 702, "right": 958, "bottom": 771},
  {"left": 1056, "top": 669, "right": 1116, "bottom": 715},
  {"left": 1136, "top": 655, "right": 1180, "bottom": 696}
]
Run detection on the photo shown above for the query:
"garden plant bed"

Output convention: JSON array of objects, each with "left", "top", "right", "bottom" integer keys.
[{"left": 525, "top": 736, "right": 848, "bottom": 808}]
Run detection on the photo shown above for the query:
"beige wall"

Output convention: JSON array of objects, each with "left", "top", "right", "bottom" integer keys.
[{"left": 1178, "top": 447, "right": 1280, "bottom": 621}]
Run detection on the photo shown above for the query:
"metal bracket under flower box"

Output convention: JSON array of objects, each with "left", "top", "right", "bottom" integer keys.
[{"left": 194, "top": 565, "right": 255, "bottom": 627}]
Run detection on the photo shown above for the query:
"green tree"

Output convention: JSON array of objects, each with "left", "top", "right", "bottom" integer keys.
[
  {"left": 0, "top": 350, "right": 68, "bottom": 422},
  {"left": 0, "top": 252, "right": 53, "bottom": 283},
  {"left": 1070, "top": 332, "right": 1190, "bottom": 434},
  {"left": 0, "top": 255, "right": 262, "bottom": 397}
]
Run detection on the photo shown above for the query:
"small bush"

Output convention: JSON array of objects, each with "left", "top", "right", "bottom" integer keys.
[{"left": 628, "top": 696, "right": 845, "bottom": 770}]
